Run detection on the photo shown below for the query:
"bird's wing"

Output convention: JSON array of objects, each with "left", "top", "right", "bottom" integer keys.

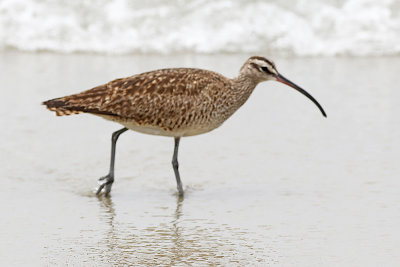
[{"left": 43, "top": 68, "right": 229, "bottom": 122}]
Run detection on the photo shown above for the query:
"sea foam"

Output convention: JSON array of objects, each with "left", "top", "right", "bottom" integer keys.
[{"left": 0, "top": 0, "right": 399, "bottom": 56}]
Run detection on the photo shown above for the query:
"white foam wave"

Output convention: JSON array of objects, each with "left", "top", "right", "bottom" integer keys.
[{"left": 0, "top": 0, "right": 399, "bottom": 56}]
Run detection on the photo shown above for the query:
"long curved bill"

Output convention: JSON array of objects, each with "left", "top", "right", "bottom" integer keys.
[{"left": 276, "top": 73, "right": 327, "bottom": 117}]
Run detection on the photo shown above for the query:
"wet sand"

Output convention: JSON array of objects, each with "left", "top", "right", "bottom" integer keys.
[{"left": 1, "top": 52, "right": 399, "bottom": 266}]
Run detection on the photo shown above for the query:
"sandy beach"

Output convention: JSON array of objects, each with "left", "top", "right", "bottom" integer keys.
[{"left": 1, "top": 51, "right": 399, "bottom": 266}]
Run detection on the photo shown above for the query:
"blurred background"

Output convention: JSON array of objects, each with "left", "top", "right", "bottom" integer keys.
[
  {"left": 1, "top": 0, "right": 400, "bottom": 266},
  {"left": 1, "top": 0, "right": 399, "bottom": 56}
]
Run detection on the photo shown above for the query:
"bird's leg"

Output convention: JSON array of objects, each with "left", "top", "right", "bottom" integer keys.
[
  {"left": 96, "top": 127, "right": 128, "bottom": 196},
  {"left": 172, "top": 137, "right": 184, "bottom": 196}
]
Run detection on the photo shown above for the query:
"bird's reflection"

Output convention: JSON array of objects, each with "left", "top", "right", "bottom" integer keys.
[
  {"left": 169, "top": 195, "right": 184, "bottom": 265},
  {"left": 97, "top": 195, "right": 118, "bottom": 256},
  {"left": 97, "top": 195, "right": 116, "bottom": 224},
  {"left": 94, "top": 193, "right": 260, "bottom": 265},
  {"left": 95, "top": 193, "right": 185, "bottom": 265},
  {"left": 173, "top": 194, "right": 184, "bottom": 222}
]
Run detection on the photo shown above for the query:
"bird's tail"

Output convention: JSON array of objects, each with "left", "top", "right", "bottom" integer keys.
[
  {"left": 43, "top": 84, "right": 119, "bottom": 117},
  {"left": 42, "top": 97, "right": 84, "bottom": 116}
]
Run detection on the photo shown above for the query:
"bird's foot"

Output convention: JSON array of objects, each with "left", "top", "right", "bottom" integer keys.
[{"left": 96, "top": 174, "right": 114, "bottom": 196}]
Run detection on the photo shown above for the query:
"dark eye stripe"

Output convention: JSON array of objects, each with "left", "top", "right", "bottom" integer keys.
[{"left": 261, "top": 66, "right": 271, "bottom": 74}]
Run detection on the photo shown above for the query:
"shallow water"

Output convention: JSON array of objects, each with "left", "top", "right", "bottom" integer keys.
[{"left": 1, "top": 52, "right": 400, "bottom": 266}]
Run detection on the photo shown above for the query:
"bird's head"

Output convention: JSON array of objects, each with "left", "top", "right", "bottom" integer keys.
[{"left": 240, "top": 56, "right": 327, "bottom": 117}]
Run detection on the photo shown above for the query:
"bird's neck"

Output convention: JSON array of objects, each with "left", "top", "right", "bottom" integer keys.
[{"left": 230, "top": 74, "right": 259, "bottom": 107}]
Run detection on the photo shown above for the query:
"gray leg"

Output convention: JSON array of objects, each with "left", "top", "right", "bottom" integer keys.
[
  {"left": 172, "top": 137, "right": 184, "bottom": 196},
  {"left": 96, "top": 127, "right": 128, "bottom": 196}
]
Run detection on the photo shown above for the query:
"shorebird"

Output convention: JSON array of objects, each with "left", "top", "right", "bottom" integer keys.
[{"left": 43, "top": 56, "right": 326, "bottom": 196}]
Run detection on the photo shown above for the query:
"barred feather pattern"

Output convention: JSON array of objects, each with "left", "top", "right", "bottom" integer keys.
[{"left": 43, "top": 57, "right": 273, "bottom": 136}]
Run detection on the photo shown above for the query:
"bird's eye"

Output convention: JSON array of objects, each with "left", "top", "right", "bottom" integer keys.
[{"left": 261, "top": 66, "right": 271, "bottom": 74}]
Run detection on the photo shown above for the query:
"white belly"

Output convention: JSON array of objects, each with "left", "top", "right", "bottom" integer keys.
[{"left": 98, "top": 115, "right": 220, "bottom": 137}]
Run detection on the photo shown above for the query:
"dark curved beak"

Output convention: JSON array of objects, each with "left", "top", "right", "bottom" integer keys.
[{"left": 276, "top": 73, "right": 327, "bottom": 117}]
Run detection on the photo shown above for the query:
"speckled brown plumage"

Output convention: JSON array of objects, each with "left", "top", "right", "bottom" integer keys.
[
  {"left": 44, "top": 56, "right": 326, "bottom": 138},
  {"left": 43, "top": 60, "right": 262, "bottom": 137}
]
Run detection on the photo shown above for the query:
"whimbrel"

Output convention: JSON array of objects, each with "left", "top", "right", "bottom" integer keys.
[{"left": 43, "top": 56, "right": 326, "bottom": 196}]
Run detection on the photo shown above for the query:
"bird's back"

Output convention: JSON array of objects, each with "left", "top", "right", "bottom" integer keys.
[{"left": 43, "top": 68, "right": 234, "bottom": 136}]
